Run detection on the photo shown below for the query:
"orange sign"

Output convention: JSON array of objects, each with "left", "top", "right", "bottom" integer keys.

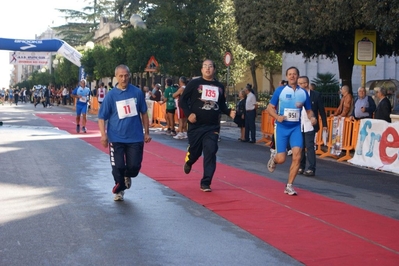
[{"left": 145, "top": 56, "right": 159, "bottom": 72}]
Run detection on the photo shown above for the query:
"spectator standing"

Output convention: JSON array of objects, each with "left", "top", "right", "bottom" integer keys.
[
  {"left": 97, "top": 82, "right": 107, "bottom": 106},
  {"left": 13, "top": 87, "right": 20, "bottom": 105},
  {"left": 62, "top": 86, "right": 69, "bottom": 105},
  {"left": 0, "top": 87, "right": 5, "bottom": 105},
  {"left": 98, "top": 64, "right": 151, "bottom": 201},
  {"left": 350, "top": 87, "right": 376, "bottom": 120},
  {"left": 43, "top": 85, "right": 51, "bottom": 108},
  {"left": 243, "top": 84, "right": 257, "bottom": 143},
  {"left": 163, "top": 78, "right": 177, "bottom": 136},
  {"left": 8, "top": 88, "right": 13, "bottom": 105},
  {"left": 331, "top": 85, "right": 353, "bottom": 117},
  {"left": 374, "top": 87, "right": 392, "bottom": 123},
  {"left": 173, "top": 76, "right": 189, "bottom": 140},
  {"left": 234, "top": 89, "right": 246, "bottom": 141},
  {"left": 71, "top": 79, "right": 91, "bottom": 133},
  {"left": 179, "top": 59, "right": 235, "bottom": 192},
  {"left": 298, "top": 76, "right": 327, "bottom": 177},
  {"left": 108, "top": 82, "right": 114, "bottom": 91},
  {"left": 150, "top": 83, "right": 162, "bottom": 102},
  {"left": 143, "top": 86, "right": 151, "bottom": 100}
]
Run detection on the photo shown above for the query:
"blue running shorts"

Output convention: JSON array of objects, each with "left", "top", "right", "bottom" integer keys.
[{"left": 274, "top": 122, "right": 303, "bottom": 153}]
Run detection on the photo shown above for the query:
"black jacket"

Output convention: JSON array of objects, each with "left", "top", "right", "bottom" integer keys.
[
  {"left": 309, "top": 90, "right": 327, "bottom": 132},
  {"left": 375, "top": 97, "right": 392, "bottom": 123}
]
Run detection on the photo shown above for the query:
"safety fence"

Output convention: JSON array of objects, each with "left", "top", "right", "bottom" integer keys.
[{"left": 258, "top": 107, "right": 363, "bottom": 162}]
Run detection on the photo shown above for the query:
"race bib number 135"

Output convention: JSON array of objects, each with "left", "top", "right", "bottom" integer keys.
[{"left": 201, "top": 85, "right": 219, "bottom": 102}]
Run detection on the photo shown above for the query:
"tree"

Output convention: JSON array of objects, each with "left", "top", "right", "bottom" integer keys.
[
  {"left": 261, "top": 51, "right": 283, "bottom": 94},
  {"left": 54, "top": 0, "right": 116, "bottom": 46},
  {"left": 233, "top": 0, "right": 399, "bottom": 91},
  {"left": 54, "top": 58, "right": 79, "bottom": 86},
  {"left": 144, "top": 0, "right": 223, "bottom": 77},
  {"left": 311, "top": 72, "right": 340, "bottom": 93},
  {"left": 212, "top": 0, "right": 256, "bottom": 89}
]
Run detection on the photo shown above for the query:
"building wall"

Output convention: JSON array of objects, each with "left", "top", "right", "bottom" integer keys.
[{"left": 235, "top": 67, "right": 282, "bottom": 95}]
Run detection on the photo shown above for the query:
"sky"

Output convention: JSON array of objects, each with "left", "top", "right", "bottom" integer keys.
[{"left": 0, "top": 0, "right": 85, "bottom": 89}]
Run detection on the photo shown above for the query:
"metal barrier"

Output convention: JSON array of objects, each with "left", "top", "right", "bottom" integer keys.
[
  {"left": 89, "top": 97, "right": 99, "bottom": 115},
  {"left": 257, "top": 110, "right": 274, "bottom": 146},
  {"left": 260, "top": 109, "right": 360, "bottom": 162}
]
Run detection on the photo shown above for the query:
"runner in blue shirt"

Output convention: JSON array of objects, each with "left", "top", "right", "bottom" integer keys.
[
  {"left": 266, "top": 66, "right": 317, "bottom": 195},
  {"left": 71, "top": 79, "right": 91, "bottom": 133},
  {"left": 98, "top": 64, "right": 151, "bottom": 201}
]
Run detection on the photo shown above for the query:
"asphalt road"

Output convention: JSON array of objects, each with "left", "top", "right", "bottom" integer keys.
[{"left": 1, "top": 102, "right": 398, "bottom": 265}]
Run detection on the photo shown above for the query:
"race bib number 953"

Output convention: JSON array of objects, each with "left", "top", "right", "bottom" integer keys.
[{"left": 116, "top": 98, "right": 137, "bottom": 119}]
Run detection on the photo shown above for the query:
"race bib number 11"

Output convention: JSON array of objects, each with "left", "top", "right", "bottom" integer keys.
[
  {"left": 201, "top": 85, "right": 219, "bottom": 102},
  {"left": 116, "top": 98, "right": 137, "bottom": 119}
]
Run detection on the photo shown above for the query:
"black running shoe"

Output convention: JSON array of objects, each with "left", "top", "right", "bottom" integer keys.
[
  {"left": 183, "top": 163, "right": 191, "bottom": 174},
  {"left": 200, "top": 185, "right": 212, "bottom": 192}
]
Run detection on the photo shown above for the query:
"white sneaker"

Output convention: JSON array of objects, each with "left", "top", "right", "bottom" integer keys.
[
  {"left": 124, "top": 176, "right": 131, "bottom": 189},
  {"left": 267, "top": 152, "right": 276, "bottom": 172},
  {"left": 173, "top": 132, "right": 184, "bottom": 139},
  {"left": 114, "top": 191, "right": 125, "bottom": 201},
  {"left": 284, "top": 184, "right": 297, "bottom": 195},
  {"left": 287, "top": 150, "right": 293, "bottom": 156},
  {"left": 182, "top": 132, "right": 188, "bottom": 139}
]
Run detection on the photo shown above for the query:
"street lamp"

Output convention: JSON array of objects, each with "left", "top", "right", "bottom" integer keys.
[
  {"left": 85, "top": 41, "right": 95, "bottom": 51},
  {"left": 53, "top": 59, "right": 59, "bottom": 69},
  {"left": 130, "top": 14, "right": 146, "bottom": 29},
  {"left": 129, "top": 14, "right": 147, "bottom": 87}
]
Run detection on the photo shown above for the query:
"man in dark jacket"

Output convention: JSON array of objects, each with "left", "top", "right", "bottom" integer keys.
[
  {"left": 374, "top": 87, "right": 392, "bottom": 123},
  {"left": 298, "top": 77, "right": 327, "bottom": 176}
]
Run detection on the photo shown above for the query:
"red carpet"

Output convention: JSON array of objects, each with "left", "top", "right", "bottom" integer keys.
[{"left": 37, "top": 113, "right": 399, "bottom": 265}]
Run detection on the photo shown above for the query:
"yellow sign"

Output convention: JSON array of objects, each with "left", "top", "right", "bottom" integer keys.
[{"left": 354, "top": 30, "right": 376, "bottom": 65}]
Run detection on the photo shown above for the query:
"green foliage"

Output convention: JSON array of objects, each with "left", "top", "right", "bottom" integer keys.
[
  {"left": 122, "top": 26, "right": 179, "bottom": 75},
  {"left": 109, "top": 37, "right": 127, "bottom": 69},
  {"left": 233, "top": 0, "right": 399, "bottom": 89},
  {"left": 29, "top": 71, "right": 53, "bottom": 86},
  {"left": 311, "top": 73, "right": 340, "bottom": 93},
  {"left": 80, "top": 49, "right": 96, "bottom": 82},
  {"left": 261, "top": 51, "right": 283, "bottom": 93},
  {"left": 52, "top": 0, "right": 270, "bottom": 88},
  {"left": 54, "top": 58, "right": 79, "bottom": 86},
  {"left": 144, "top": 0, "right": 223, "bottom": 77}
]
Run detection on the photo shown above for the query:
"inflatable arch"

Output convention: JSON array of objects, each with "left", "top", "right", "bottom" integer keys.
[{"left": 0, "top": 37, "right": 84, "bottom": 79}]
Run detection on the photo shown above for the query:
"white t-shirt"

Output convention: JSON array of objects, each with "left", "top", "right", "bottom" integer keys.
[{"left": 245, "top": 92, "right": 257, "bottom": 111}]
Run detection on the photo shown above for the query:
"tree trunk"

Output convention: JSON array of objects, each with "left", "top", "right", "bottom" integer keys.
[
  {"left": 250, "top": 59, "right": 258, "bottom": 95},
  {"left": 264, "top": 71, "right": 275, "bottom": 94},
  {"left": 335, "top": 49, "right": 354, "bottom": 94}
]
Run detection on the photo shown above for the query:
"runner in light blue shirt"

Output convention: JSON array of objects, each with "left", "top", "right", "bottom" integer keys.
[{"left": 266, "top": 66, "right": 316, "bottom": 196}]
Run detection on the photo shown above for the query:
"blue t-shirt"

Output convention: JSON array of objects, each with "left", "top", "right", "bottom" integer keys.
[
  {"left": 72, "top": 86, "right": 91, "bottom": 106},
  {"left": 98, "top": 84, "right": 147, "bottom": 143},
  {"left": 270, "top": 85, "right": 311, "bottom": 126}
]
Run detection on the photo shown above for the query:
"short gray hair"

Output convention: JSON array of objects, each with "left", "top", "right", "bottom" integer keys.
[
  {"left": 114, "top": 64, "right": 131, "bottom": 76},
  {"left": 380, "top": 87, "right": 387, "bottom": 96},
  {"left": 357, "top": 87, "right": 366, "bottom": 92}
]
